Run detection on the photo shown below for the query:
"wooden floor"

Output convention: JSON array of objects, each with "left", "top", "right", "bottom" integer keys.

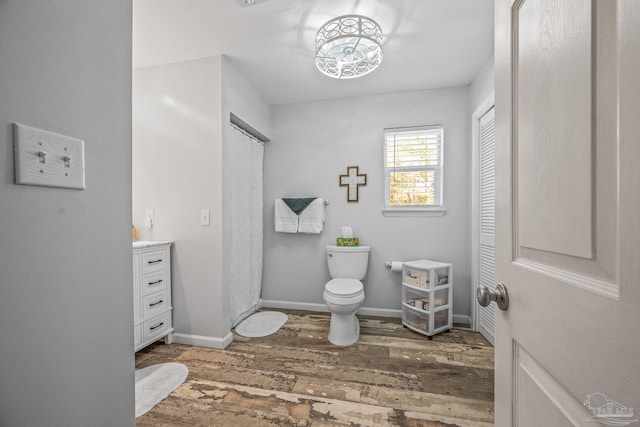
[{"left": 135, "top": 309, "right": 494, "bottom": 427}]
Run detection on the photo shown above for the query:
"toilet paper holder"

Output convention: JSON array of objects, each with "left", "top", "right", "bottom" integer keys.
[{"left": 385, "top": 261, "right": 403, "bottom": 272}]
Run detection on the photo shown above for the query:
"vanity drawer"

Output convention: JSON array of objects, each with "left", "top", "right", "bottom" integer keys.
[
  {"left": 142, "top": 311, "right": 172, "bottom": 343},
  {"left": 142, "top": 290, "right": 170, "bottom": 318},
  {"left": 141, "top": 270, "right": 167, "bottom": 296},
  {"left": 134, "top": 241, "right": 173, "bottom": 352},
  {"left": 141, "top": 249, "right": 168, "bottom": 274}
]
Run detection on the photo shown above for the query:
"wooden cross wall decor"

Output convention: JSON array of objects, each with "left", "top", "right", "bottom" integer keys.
[{"left": 339, "top": 166, "right": 367, "bottom": 202}]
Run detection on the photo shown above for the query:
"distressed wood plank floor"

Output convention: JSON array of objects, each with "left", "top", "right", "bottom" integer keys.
[{"left": 135, "top": 309, "right": 494, "bottom": 427}]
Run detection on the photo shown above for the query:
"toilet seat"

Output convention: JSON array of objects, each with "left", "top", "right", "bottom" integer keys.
[
  {"left": 323, "top": 279, "right": 365, "bottom": 307},
  {"left": 324, "top": 278, "right": 363, "bottom": 298}
]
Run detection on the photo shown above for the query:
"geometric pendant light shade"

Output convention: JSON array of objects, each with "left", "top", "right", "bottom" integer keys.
[{"left": 315, "top": 14, "right": 383, "bottom": 79}]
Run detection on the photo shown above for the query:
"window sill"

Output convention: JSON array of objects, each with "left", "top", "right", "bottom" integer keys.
[{"left": 382, "top": 207, "right": 446, "bottom": 217}]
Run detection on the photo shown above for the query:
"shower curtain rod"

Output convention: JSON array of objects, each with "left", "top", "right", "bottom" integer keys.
[
  {"left": 230, "top": 122, "right": 264, "bottom": 145},
  {"left": 229, "top": 112, "right": 270, "bottom": 143}
]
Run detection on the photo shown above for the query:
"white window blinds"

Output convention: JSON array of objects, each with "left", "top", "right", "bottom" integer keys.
[{"left": 384, "top": 125, "right": 444, "bottom": 209}]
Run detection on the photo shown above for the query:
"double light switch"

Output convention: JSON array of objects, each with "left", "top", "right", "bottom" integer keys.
[{"left": 13, "top": 123, "right": 85, "bottom": 190}]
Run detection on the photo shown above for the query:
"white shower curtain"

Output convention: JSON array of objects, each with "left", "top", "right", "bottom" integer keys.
[{"left": 228, "top": 125, "right": 264, "bottom": 327}]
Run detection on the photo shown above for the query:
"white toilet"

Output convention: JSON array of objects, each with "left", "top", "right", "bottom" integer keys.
[{"left": 323, "top": 245, "right": 370, "bottom": 346}]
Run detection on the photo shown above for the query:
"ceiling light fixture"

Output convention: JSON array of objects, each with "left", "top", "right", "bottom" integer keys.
[
  {"left": 241, "top": 0, "right": 268, "bottom": 7},
  {"left": 315, "top": 14, "right": 383, "bottom": 79}
]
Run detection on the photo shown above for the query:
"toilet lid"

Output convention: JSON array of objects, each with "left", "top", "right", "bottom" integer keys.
[{"left": 325, "top": 278, "right": 364, "bottom": 298}]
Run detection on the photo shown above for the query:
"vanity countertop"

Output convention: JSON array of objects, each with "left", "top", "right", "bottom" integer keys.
[{"left": 132, "top": 240, "right": 172, "bottom": 249}]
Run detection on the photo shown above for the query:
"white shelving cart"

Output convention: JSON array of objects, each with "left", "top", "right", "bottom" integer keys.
[{"left": 401, "top": 259, "right": 452, "bottom": 338}]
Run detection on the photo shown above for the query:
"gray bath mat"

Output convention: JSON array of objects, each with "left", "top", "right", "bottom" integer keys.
[
  {"left": 235, "top": 311, "right": 288, "bottom": 338},
  {"left": 135, "top": 362, "right": 188, "bottom": 418}
]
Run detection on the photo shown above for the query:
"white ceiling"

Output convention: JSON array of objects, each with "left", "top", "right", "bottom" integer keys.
[{"left": 133, "top": 0, "right": 494, "bottom": 105}]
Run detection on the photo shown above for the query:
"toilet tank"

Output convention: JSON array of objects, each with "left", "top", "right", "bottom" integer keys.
[{"left": 326, "top": 245, "right": 371, "bottom": 280}]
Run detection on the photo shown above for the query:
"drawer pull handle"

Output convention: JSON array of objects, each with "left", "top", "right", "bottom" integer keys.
[
  {"left": 149, "top": 300, "right": 164, "bottom": 307},
  {"left": 148, "top": 279, "right": 163, "bottom": 286},
  {"left": 150, "top": 322, "right": 164, "bottom": 331},
  {"left": 148, "top": 259, "right": 163, "bottom": 264}
]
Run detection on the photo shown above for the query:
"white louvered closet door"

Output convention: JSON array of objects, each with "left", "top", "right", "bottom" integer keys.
[{"left": 478, "top": 106, "right": 496, "bottom": 345}]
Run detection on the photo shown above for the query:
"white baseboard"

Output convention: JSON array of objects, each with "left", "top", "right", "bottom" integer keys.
[
  {"left": 172, "top": 332, "right": 233, "bottom": 349},
  {"left": 453, "top": 314, "right": 472, "bottom": 326},
  {"left": 259, "top": 300, "right": 329, "bottom": 313},
  {"left": 261, "top": 299, "right": 471, "bottom": 324}
]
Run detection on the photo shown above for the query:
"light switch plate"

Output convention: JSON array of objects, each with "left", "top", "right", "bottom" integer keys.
[
  {"left": 13, "top": 123, "right": 85, "bottom": 190},
  {"left": 145, "top": 209, "right": 154, "bottom": 229},
  {"left": 200, "top": 209, "right": 210, "bottom": 226}
]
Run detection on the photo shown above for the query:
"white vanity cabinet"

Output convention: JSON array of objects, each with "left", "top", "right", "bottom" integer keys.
[
  {"left": 401, "top": 259, "right": 452, "bottom": 338},
  {"left": 133, "top": 241, "right": 173, "bottom": 352}
]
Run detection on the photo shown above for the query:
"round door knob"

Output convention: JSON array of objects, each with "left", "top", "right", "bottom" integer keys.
[{"left": 477, "top": 283, "right": 509, "bottom": 311}]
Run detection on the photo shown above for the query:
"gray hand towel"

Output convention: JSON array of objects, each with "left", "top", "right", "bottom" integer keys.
[{"left": 282, "top": 197, "right": 317, "bottom": 215}]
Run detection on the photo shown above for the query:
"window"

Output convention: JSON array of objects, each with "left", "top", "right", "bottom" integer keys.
[{"left": 384, "top": 125, "right": 444, "bottom": 215}]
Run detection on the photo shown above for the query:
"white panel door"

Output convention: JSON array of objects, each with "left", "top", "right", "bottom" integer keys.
[
  {"left": 494, "top": 1, "right": 640, "bottom": 426},
  {"left": 478, "top": 106, "right": 496, "bottom": 346}
]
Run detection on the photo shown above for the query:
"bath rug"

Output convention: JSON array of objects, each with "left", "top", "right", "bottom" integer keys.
[
  {"left": 135, "top": 362, "right": 188, "bottom": 418},
  {"left": 235, "top": 311, "right": 288, "bottom": 338}
]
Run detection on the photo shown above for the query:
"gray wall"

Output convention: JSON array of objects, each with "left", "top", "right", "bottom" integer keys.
[
  {"left": 0, "top": 1, "right": 134, "bottom": 426},
  {"left": 133, "top": 57, "right": 226, "bottom": 341},
  {"left": 133, "top": 56, "right": 271, "bottom": 344},
  {"left": 470, "top": 53, "right": 495, "bottom": 112},
  {"left": 263, "top": 87, "right": 473, "bottom": 322},
  {"left": 133, "top": 55, "right": 490, "bottom": 333}
]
